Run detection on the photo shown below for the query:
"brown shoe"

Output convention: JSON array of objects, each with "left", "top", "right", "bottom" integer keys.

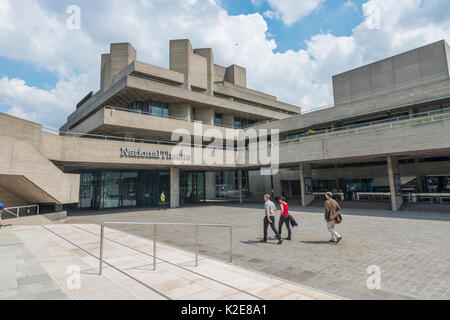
[
  {"left": 336, "top": 237, "right": 342, "bottom": 244},
  {"left": 328, "top": 239, "right": 337, "bottom": 244}
]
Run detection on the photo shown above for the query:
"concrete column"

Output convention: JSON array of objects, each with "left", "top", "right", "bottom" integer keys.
[
  {"left": 417, "top": 176, "right": 424, "bottom": 192},
  {"left": 408, "top": 108, "right": 415, "bottom": 118},
  {"left": 387, "top": 156, "right": 403, "bottom": 211},
  {"left": 170, "top": 168, "right": 180, "bottom": 208},
  {"left": 238, "top": 169, "right": 243, "bottom": 204},
  {"left": 299, "top": 163, "right": 314, "bottom": 207},
  {"left": 193, "top": 48, "right": 214, "bottom": 96}
]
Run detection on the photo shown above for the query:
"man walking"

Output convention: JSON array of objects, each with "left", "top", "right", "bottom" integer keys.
[
  {"left": 260, "top": 194, "right": 283, "bottom": 244},
  {"left": 160, "top": 191, "right": 166, "bottom": 210},
  {"left": 324, "top": 192, "right": 342, "bottom": 244}
]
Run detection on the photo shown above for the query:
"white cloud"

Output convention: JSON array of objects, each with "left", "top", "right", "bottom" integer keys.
[
  {"left": 343, "top": 1, "right": 358, "bottom": 11},
  {"left": 0, "top": 0, "right": 449, "bottom": 127},
  {"left": 0, "top": 75, "right": 90, "bottom": 128},
  {"left": 264, "top": 0, "right": 323, "bottom": 25}
]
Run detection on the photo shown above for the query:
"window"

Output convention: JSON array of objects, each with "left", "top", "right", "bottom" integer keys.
[
  {"left": 215, "top": 113, "right": 223, "bottom": 126},
  {"left": 234, "top": 117, "right": 255, "bottom": 128},
  {"left": 127, "top": 100, "right": 169, "bottom": 118}
]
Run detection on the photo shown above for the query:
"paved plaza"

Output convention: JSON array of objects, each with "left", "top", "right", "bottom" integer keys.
[{"left": 66, "top": 203, "right": 450, "bottom": 300}]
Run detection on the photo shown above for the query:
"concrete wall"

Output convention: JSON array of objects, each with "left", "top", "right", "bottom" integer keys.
[
  {"left": 268, "top": 117, "right": 450, "bottom": 166},
  {"left": 194, "top": 107, "right": 214, "bottom": 125},
  {"left": 190, "top": 53, "right": 208, "bottom": 90},
  {"left": 214, "top": 64, "right": 227, "bottom": 82},
  {"left": 193, "top": 48, "right": 214, "bottom": 95},
  {"left": 205, "top": 172, "right": 216, "bottom": 199},
  {"left": 170, "top": 103, "right": 191, "bottom": 121},
  {"left": 101, "top": 43, "right": 136, "bottom": 92},
  {"left": 225, "top": 65, "right": 247, "bottom": 87},
  {"left": 333, "top": 40, "right": 450, "bottom": 106},
  {"left": 0, "top": 136, "right": 79, "bottom": 205},
  {"left": 170, "top": 168, "right": 180, "bottom": 208},
  {"left": 0, "top": 184, "right": 27, "bottom": 207}
]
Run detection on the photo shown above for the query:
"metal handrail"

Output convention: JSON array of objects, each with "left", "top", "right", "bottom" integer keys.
[
  {"left": 99, "top": 222, "right": 232, "bottom": 275},
  {"left": 3, "top": 205, "right": 39, "bottom": 219},
  {"left": 280, "top": 108, "right": 450, "bottom": 144}
]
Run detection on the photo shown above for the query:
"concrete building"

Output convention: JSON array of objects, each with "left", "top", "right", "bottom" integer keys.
[{"left": 1, "top": 39, "right": 449, "bottom": 212}]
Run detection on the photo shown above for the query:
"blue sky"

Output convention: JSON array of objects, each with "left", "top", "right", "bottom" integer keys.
[
  {"left": 221, "top": 0, "right": 366, "bottom": 52},
  {"left": 1, "top": 0, "right": 364, "bottom": 91},
  {"left": 0, "top": 0, "right": 449, "bottom": 128}
]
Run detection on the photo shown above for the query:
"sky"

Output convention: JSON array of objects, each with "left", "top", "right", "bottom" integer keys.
[{"left": 0, "top": 0, "right": 449, "bottom": 129}]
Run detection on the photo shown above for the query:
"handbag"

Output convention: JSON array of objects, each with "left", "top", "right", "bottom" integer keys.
[{"left": 336, "top": 213, "right": 342, "bottom": 224}]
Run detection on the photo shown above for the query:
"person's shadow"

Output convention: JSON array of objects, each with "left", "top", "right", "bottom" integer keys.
[
  {"left": 300, "top": 240, "right": 329, "bottom": 244},
  {"left": 241, "top": 237, "right": 279, "bottom": 245}
]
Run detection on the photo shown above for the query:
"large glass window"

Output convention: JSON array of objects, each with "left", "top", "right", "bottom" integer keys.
[
  {"left": 234, "top": 117, "right": 255, "bottom": 128},
  {"left": 127, "top": 100, "right": 169, "bottom": 118},
  {"left": 215, "top": 170, "right": 249, "bottom": 199},
  {"left": 180, "top": 171, "right": 205, "bottom": 205},
  {"left": 103, "top": 172, "right": 121, "bottom": 209},
  {"left": 215, "top": 113, "right": 223, "bottom": 126},
  {"left": 78, "top": 170, "right": 170, "bottom": 210}
]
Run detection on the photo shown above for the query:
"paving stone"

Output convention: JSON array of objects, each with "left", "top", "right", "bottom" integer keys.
[{"left": 66, "top": 204, "right": 450, "bottom": 300}]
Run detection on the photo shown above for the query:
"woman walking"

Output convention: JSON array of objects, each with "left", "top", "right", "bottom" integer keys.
[{"left": 278, "top": 197, "right": 292, "bottom": 240}]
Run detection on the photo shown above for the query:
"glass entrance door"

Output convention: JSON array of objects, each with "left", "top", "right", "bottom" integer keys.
[{"left": 180, "top": 171, "right": 205, "bottom": 205}]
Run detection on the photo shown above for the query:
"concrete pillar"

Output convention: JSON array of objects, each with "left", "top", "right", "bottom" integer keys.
[
  {"left": 417, "top": 176, "right": 424, "bottom": 192},
  {"left": 170, "top": 168, "right": 180, "bottom": 208},
  {"left": 414, "top": 159, "right": 424, "bottom": 192},
  {"left": 195, "top": 107, "right": 214, "bottom": 125},
  {"left": 408, "top": 108, "right": 415, "bottom": 118},
  {"left": 238, "top": 169, "right": 243, "bottom": 204},
  {"left": 299, "top": 163, "right": 314, "bottom": 207},
  {"left": 170, "top": 103, "right": 192, "bottom": 121},
  {"left": 222, "top": 113, "right": 234, "bottom": 128},
  {"left": 193, "top": 48, "right": 214, "bottom": 96},
  {"left": 170, "top": 39, "right": 192, "bottom": 90},
  {"left": 387, "top": 156, "right": 403, "bottom": 211},
  {"left": 225, "top": 65, "right": 247, "bottom": 87}
]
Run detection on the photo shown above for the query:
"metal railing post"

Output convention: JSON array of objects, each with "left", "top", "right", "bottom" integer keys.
[
  {"left": 195, "top": 225, "right": 199, "bottom": 267},
  {"left": 17, "top": 208, "right": 19, "bottom": 219},
  {"left": 229, "top": 226, "right": 233, "bottom": 263},
  {"left": 37, "top": 205, "right": 39, "bottom": 215},
  {"left": 153, "top": 225, "right": 157, "bottom": 271},
  {"left": 99, "top": 224, "right": 104, "bottom": 275}
]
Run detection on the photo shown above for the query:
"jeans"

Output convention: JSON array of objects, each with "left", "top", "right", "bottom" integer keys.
[
  {"left": 263, "top": 216, "right": 281, "bottom": 241},
  {"left": 327, "top": 221, "right": 341, "bottom": 241},
  {"left": 278, "top": 215, "right": 292, "bottom": 238}
]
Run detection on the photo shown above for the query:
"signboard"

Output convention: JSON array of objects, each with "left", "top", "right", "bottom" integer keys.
[{"left": 120, "top": 147, "right": 190, "bottom": 161}]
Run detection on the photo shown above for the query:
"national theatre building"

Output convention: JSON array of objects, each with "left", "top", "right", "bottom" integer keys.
[{"left": 1, "top": 39, "right": 449, "bottom": 212}]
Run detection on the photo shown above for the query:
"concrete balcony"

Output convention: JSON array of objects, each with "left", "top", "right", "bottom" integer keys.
[
  {"left": 67, "top": 107, "right": 240, "bottom": 141},
  {"left": 273, "top": 112, "right": 450, "bottom": 166}
]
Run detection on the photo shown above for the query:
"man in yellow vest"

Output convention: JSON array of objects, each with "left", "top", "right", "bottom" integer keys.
[{"left": 160, "top": 191, "right": 166, "bottom": 210}]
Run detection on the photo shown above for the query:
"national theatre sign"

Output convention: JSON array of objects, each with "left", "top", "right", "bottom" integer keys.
[{"left": 120, "top": 147, "right": 191, "bottom": 161}]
